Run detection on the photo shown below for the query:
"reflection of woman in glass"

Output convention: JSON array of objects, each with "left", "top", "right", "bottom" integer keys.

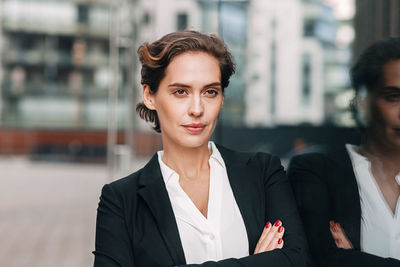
[
  {"left": 288, "top": 38, "right": 400, "bottom": 267},
  {"left": 93, "top": 31, "right": 307, "bottom": 267}
]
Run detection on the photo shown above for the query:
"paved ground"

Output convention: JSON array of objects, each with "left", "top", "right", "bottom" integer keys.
[{"left": 0, "top": 156, "right": 147, "bottom": 267}]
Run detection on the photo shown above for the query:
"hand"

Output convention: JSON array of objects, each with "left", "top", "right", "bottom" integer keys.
[
  {"left": 254, "top": 220, "right": 285, "bottom": 254},
  {"left": 329, "top": 220, "right": 353, "bottom": 249}
]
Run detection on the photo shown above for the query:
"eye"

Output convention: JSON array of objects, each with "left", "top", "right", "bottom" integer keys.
[
  {"left": 204, "top": 89, "right": 219, "bottom": 97},
  {"left": 383, "top": 93, "right": 400, "bottom": 102},
  {"left": 173, "top": 89, "right": 187, "bottom": 96}
]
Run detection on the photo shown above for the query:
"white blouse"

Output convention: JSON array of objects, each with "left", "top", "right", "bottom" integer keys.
[
  {"left": 157, "top": 141, "right": 249, "bottom": 264},
  {"left": 346, "top": 144, "right": 400, "bottom": 260}
]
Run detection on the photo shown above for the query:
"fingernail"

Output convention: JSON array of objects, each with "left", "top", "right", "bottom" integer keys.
[
  {"left": 278, "top": 226, "right": 284, "bottom": 233},
  {"left": 274, "top": 220, "right": 281, "bottom": 227},
  {"left": 329, "top": 221, "right": 335, "bottom": 227},
  {"left": 278, "top": 238, "right": 283, "bottom": 244},
  {"left": 265, "top": 222, "right": 271, "bottom": 228}
]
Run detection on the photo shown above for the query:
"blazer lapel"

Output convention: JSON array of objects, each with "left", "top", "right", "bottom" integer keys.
[
  {"left": 137, "top": 155, "right": 186, "bottom": 265},
  {"left": 218, "top": 145, "right": 263, "bottom": 253},
  {"left": 330, "top": 148, "right": 362, "bottom": 250}
]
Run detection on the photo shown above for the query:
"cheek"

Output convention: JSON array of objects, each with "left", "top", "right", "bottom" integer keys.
[
  {"left": 156, "top": 99, "right": 189, "bottom": 126},
  {"left": 155, "top": 100, "right": 176, "bottom": 122},
  {"left": 373, "top": 103, "right": 398, "bottom": 127},
  {"left": 208, "top": 102, "right": 223, "bottom": 119}
]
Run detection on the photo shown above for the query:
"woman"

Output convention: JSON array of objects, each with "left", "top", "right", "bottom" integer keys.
[
  {"left": 288, "top": 38, "right": 400, "bottom": 267},
  {"left": 93, "top": 30, "right": 307, "bottom": 267}
]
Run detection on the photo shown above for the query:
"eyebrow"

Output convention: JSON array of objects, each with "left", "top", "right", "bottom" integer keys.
[
  {"left": 381, "top": 86, "right": 400, "bottom": 91},
  {"left": 168, "top": 83, "right": 190, "bottom": 88},
  {"left": 168, "top": 82, "right": 222, "bottom": 88}
]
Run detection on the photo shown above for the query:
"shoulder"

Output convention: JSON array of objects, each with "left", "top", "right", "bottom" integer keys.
[
  {"left": 288, "top": 146, "right": 352, "bottom": 184},
  {"left": 287, "top": 153, "right": 331, "bottom": 188},
  {"left": 289, "top": 145, "right": 351, "bottom": 170},
  {"left": 98, "top": 170, "right": 143, "bottom": 208},
  {"left": 107, "top": 171, "right": 141, "bottom": 193},
  {"left": 216, "top": 143, "right": 279, "bottom": 167},
  {"left": 289, "top": 152, "right": 329, "bottom": 169},
  {"left": 102, "top": 154, "right": 160, "bottom": 197},
  {"left": 216, "top": 144, "right": 284, "bottom": 182}
]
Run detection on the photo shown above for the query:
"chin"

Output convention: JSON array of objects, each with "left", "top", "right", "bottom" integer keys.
[{"left": 178, "top": 134, "right": 211, "bottom": 148}]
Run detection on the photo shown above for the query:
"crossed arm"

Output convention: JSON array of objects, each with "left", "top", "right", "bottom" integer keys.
[{"left": 288, "top": 153, "right": 400, "bottom": 267}]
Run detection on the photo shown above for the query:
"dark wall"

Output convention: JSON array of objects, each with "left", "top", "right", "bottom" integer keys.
[{"left": 354, "top": 0, "right": 400, "bottom": 62}]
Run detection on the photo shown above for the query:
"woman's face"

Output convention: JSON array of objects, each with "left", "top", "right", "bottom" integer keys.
[
  {"left": 368, "top": 59, "right": 400, "bottom": 151},
  {"left": 143, "top": 52, "right": 223, "bottom": 150}
]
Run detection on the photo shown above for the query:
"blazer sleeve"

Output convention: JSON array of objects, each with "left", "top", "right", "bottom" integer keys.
[
  {"left": 181, "top": 155, "right": 308, "bottom": 267},
  {"left": 93, "top": 184, "right": 135, "bottom": 267},
  {"left": 287, "top": 153, "right": 400, "bottom": 267}
]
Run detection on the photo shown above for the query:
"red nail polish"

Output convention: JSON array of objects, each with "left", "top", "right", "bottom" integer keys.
[
  {"left": 265, "top": 222, "right": 271, "bottom": 228},
  {"left": 278, "top": 238, "right": 283, "bottom": 244},
  {"left": 278, "top": 226, "right": 283, "bottom": 233},
  {"left": 274, "top": 220, "right": 281, "bottom": 227}
]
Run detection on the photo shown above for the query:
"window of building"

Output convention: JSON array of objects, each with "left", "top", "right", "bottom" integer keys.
[
  {"left": 302, "top": 53, "right": 312, "bottom": 106},
  {"left": 177, "top": 13, "right": 188, "bottom": 30},
  {"left": 77, "top": 4, "right": 89, "bottom": 24},
  {"left": 303, "top": 19, "right": 315, "bottom": 37},
  {"left": 142, "top": 12, "right": 151, "bottom": 25}
]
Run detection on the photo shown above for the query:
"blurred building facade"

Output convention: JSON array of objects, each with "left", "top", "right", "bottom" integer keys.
[
  {"left": 0, "top": 0, "right": 115, "bottom": 128},
  {"left": 0, "top": 0, "right": 355, "bottom": 130},
  {"left": 134, "top": 0, "right": 353, "bottom": 128},
  {"left": 0, "top": 0, "right": 356, "bottom": 159},
  {"left": 237, "top": 0, "right": 351, "bottom": 127},
  {"left": 245, "top": 0, "right": 309, "bottom": 126}
]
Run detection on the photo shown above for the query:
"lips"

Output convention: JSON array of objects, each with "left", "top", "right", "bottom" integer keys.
[{"left": 183, "top": 123, "right": 206, "bottom": 134}]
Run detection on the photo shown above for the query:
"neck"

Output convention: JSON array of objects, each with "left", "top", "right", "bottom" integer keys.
[
  {"left": 161, "top": 141, "right": 211, "bottom": 180},
  {"left": 362, "top": 135, "right": 400, "bottom": 174}
]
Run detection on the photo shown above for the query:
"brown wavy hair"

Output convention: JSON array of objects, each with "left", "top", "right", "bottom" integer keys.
[{"left": 136, "top": 30, "right": 236, "bottom": 132}]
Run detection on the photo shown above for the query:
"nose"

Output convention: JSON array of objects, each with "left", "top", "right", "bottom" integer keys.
[{"left": 188, "top": 95, "right": 204, "bottom": 117}]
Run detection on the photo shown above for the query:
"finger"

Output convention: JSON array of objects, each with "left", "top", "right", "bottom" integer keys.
[
  {"left": 266, "top": 230, "right": 285, "bottom": 251},
  {"left": 344, "top": 240, "right": 353, "bottom": 249},
  {"left": 254, "top": 222, "right": 272, "bottom": 254},
  {"left": 261, "top": 220, "right": 281, "bottom": 249},
  {"left": 335, "top": 238, "right": 344, "bottom": 248},
  {"left": 330, "top": 222, "right": 353, "bottom": 249},
  {"left": 258, "top": 220, "right": 282, "bottom": 252},
  {"left": 276, "top": 225, "right": 285, "bottom": 239},
  {"left": 276, "top": 238, "right": 284, "bottom": 249},
  {"left": 330, "top": 227, "right": 341, "bottom": 239},
  {"left": 330, "top": 226, "right": 344, "bottom": 248},
  {"left": 335, "top": 223, "right": 353, "bottom": 249},
  {"left": 266, "top": 226, "right": 284, "bottom": 251}
]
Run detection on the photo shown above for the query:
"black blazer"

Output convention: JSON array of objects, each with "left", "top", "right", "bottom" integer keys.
[
  {"left": 93, "top": 145, "right": 308, "bottom": 267},
  {"left": 288, "top": 147, "right": 400, "bottom": 267}
]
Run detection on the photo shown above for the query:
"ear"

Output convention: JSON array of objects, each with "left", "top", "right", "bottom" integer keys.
[
  {"left": 143, "top": 84, "right": 156, "bottom": 110},
  {"left": 353, "top": 88, "right": 371, "bottom": 127}
]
